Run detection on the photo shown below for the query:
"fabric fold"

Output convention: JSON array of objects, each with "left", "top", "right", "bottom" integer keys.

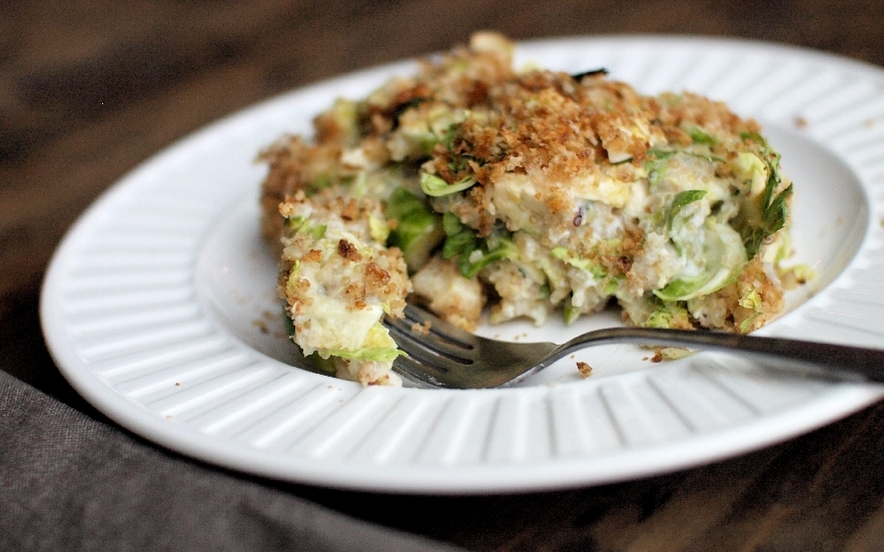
[{"left": 0, "top": 370, "right": 463, "bottom": 552}]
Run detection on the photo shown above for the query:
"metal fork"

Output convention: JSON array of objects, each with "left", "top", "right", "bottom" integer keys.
[{"left": 384, "top": 304, "right": 884, "bottom": 388}]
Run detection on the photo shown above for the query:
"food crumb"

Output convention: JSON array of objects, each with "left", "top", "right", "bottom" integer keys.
[
  {"left": 794, "top": 115, "right": 808, "bottom": 128},
  {"left": 175, "top": 382, "right": 181, "bottom": 386},
  {"left": 411, "top": 320, "right": 431, "bottom": 336},
  {"left": 866, "top": 118, "right": 875, "bottom": 128},
  {"left": 576, "top": 361, "right": 593, "bottom": 378},
  {"left": 648, "top": 346, "right": 693, "bottom": 361},
  {"left": 253, "top": 319, "right": 270, "bottom": 334}
]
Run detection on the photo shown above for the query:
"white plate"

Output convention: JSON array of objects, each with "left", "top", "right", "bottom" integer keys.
[{"left": 41, "top": 36, "right": 884, "bottom": 494}]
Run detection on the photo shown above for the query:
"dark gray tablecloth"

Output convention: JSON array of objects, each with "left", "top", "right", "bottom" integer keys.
[{"left": 0, "top": 370, "right": 464, "bottom": 551}]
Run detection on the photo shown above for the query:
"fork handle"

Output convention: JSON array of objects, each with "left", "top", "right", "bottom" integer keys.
[{"left": 553, "top": 327, "right": 884, "bottom": 382}]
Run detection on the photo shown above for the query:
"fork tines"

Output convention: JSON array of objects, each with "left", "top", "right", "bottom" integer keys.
[{"left": 383, "top": 304, "right": 480, "bottom": 387}]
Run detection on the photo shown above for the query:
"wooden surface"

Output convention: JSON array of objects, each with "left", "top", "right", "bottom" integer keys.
[{"left": 4, "top": 1, "right": 884, "bottom": 550}]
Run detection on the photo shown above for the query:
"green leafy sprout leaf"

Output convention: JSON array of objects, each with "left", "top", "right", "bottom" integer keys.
[
  {"left": 688, "top": 126, "right": 717, "bottom": 146},
  {"left": 667, "top": 190, "right": 708, "bottom": 233},
  {"left": 420, "top": 172, "right": 478, "bottom": 197},
  {"left": 738, "top": 132, "right": 793, "bottom": 258},
  {"left": 441, "top": 212, "right": 516, "bottom": 278}
]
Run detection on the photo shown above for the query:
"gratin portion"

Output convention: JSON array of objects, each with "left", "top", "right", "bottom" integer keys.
[{"left": 260, "top": 32, "right": 800, "bottom": 386}]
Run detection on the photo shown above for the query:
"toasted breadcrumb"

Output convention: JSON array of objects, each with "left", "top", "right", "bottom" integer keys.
[{"left": 576, "top": 361, "right": 593, "bottom": 378}]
